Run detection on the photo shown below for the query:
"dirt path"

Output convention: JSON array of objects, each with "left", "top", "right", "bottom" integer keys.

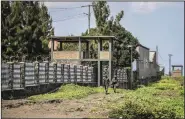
[{"left": 2, "top": 93, "right": 125, "bottom": 118}]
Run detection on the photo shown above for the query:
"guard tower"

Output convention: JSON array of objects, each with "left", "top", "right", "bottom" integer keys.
[
  {"left": 50, "top": 36, "right": 119, "bottom": 86},
  {"left": 172, "top": 65, "right": 183, "bottom": 77}
]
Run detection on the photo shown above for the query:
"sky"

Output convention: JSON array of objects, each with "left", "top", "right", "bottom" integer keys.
[{"left": 44, "top": 2, "right": 184, "bottom": 75}]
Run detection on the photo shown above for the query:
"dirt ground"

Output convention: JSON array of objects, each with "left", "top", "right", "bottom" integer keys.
[{"left": 2, "top": 93, "right": 124, "bottom": 118}]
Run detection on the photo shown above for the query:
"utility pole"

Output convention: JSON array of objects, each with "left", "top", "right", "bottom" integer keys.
[
  {"left": 128, "top": 45, "right": 133, "bottom": 89},
  {"left": 82, "top": 4, "right": 93, "bottom": 34},
  {"left": 156, "top": 46, "right": 158, "bottom": 64},
  {"left": 168, "top": 54, "right": 173, "bottom": 76},
  {"left": 88, "top": 5, "right": 90, "bottom": 34}
]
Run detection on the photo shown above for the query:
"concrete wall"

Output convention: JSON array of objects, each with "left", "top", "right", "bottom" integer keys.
[
  {"left": 48, "top": 40, "right": 59, "bottom": 50},
  {"left": 149, "top": 63, "right": 157, "bottom": 77},
  {"left": 172, "top": 70, "right": 182, "bottom": 77},
  {"left": 136, "top": 46, "right": 150, "bottom": 79},
  {"left": 53, "top": 51, "right": 84, "bottom": 65}
]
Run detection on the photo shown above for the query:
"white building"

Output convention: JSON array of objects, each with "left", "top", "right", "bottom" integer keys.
[
  {"left": 135, "top": 44, "right": 150, "bottom": 79},
  {"left": 135, "top": 44, "right": 159, "bottom": 79},
  {"left": 149, "top": 51, "right": 159, "bottom": 77}
]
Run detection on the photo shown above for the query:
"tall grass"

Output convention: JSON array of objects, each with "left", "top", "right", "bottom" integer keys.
[{"left": 109, "top": 76, "right": 184, "bottom": 119}]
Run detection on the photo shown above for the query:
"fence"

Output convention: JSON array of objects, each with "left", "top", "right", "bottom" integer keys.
[
  {"left": 102, "top": 66, "right": 130, "bottom": 89},
  {"left": 1, "top": 61, "right": 95, "bottom": 91}
]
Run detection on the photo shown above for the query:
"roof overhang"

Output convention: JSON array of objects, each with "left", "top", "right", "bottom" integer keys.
[
  {"left": 136, "top": 43, "right": 150, "bottom": 50},
  {"left": 50, "top": 36, "right": 118, "bottom": 42},
  {"left": 172, "top": 65, "right": 183, "bottom": 67}
]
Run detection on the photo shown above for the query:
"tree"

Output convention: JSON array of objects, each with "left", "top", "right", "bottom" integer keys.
[
  {"left": 1, "top": 1, "right": 11, "bottom": 60},
  {"left": 82, "top": 1, "right": 139, "bottom": 67},
  {"left": 39, "top": 3, "right": 54, "bottom": 54},
  {"left": 1, "top": 1, "right": 54, "bottom": 61}
]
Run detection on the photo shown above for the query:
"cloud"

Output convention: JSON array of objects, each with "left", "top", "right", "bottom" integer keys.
[{"left": 130, "top": 2, "right": 171, "bottom": 14}]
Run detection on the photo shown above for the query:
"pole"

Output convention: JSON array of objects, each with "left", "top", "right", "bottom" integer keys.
[
  {"left": 130, "top": 47, "right": 133, "bottom": 89},
  {"left": 88, "top": 5, "right": 90, "bottom": 34},
  {"left": 82, "top": 4, "right": 92, "bottom": 34},
  {"left": 156, "top": 45, "right": 158, "bottom": 64},
  {"left": 168, "top": 54, "right": 172, "bottom": 76}
]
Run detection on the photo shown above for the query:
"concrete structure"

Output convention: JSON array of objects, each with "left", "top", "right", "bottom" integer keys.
[
  {"left": 135, "top": 44, "right": 150, "bottom": 79},
  {"left": 172, "top": 65, "right": 183, "bottom": 77},
  {"left": 149, "top": 51, "right": 159, "bottom": 77},
  {"left": 50, "top": 36, "right": 118, "bottom": 87}
]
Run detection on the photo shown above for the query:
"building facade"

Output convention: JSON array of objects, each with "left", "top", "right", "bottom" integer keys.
[{"left": 135, "top": 44, "right": 150, "bottom": 79}]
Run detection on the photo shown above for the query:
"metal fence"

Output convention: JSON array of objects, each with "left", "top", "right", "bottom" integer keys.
[{"left": 1, "top": 61, "right": 95, "bottom": 91}]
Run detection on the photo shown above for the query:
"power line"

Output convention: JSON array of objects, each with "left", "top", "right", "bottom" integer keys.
[
  {"left": 53, "top": 13, "right": 87, "bottom": 22},
  {"left": 52, "top": 11, "right": 93, "bottom": 22},
  {"left": 49, "top": 7, "right": 85, "bottom": 12},
  {"left": 49, "top": 6, "right": 83, "bottom": 9},
  {"left": 158, "top": 52, "right": 167, "bottom": 62},
  {"left": 49, "top": 4, "right": 94, "bottom": 12}
]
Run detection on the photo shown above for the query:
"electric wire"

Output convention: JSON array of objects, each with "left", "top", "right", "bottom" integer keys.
[{"left": 52, "top": 12, "right": 93, "bottom": 22}]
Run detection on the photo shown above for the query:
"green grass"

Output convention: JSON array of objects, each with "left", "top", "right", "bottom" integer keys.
[
  {"left": 27, "top": 76, "right": 184, "bottom": 118},
  {"left": 109, "top": 76, "right": 184, "bottom": 119},
  {"left": 28, "top": 84, "right": 124, "bottom": 102}
]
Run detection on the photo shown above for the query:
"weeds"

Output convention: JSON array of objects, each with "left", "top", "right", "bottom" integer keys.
[
  {"left": 27, "top": 77, "right": 184, "bottom": 118},
  {"left": 108, "top": 76, "right": 184, "bottom": 119},
  {"left": 28, "top": 84, "right": 124, "bottom": 102}
]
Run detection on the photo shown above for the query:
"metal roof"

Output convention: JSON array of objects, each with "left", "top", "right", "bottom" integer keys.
[{"left": 51, "top": 36, "right": 118, "bottom": 41}]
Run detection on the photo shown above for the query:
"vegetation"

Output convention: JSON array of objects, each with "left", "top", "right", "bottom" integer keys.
[
  {"left": 59, "top": 2, "right": 139, "bottom": 66},
  {"left": 28, "top": 76, "right": 184, "bottom": 118},
  {"left": 1, "top": 1, "right": 54, "bottom": 61},
  {"left": 109, "top": 76, "right": 184, "bottom": 119},
  {"left": 82, "top": 1, "right": 139, "bottom": 66},
  {"left": 28, "top": 84, "right": 124, "bottom": 102}
]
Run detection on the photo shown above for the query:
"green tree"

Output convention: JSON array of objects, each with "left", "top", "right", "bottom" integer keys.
[
  {"left": 39, "top": 3, "right": 54, "bottom": 55},
  {"left": 1, "top": 1, "right": 11, "bottom": 60},
  {"left": 82, "top": 1, "right": 139, "bottom": 67},
  {"left": 1, "top": 1, "right": 54, "bottom": 61}
]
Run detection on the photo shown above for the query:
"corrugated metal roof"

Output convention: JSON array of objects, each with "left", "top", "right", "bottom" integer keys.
[{"left": 149, "top": 51, "right": 156, "bottom": 62}]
